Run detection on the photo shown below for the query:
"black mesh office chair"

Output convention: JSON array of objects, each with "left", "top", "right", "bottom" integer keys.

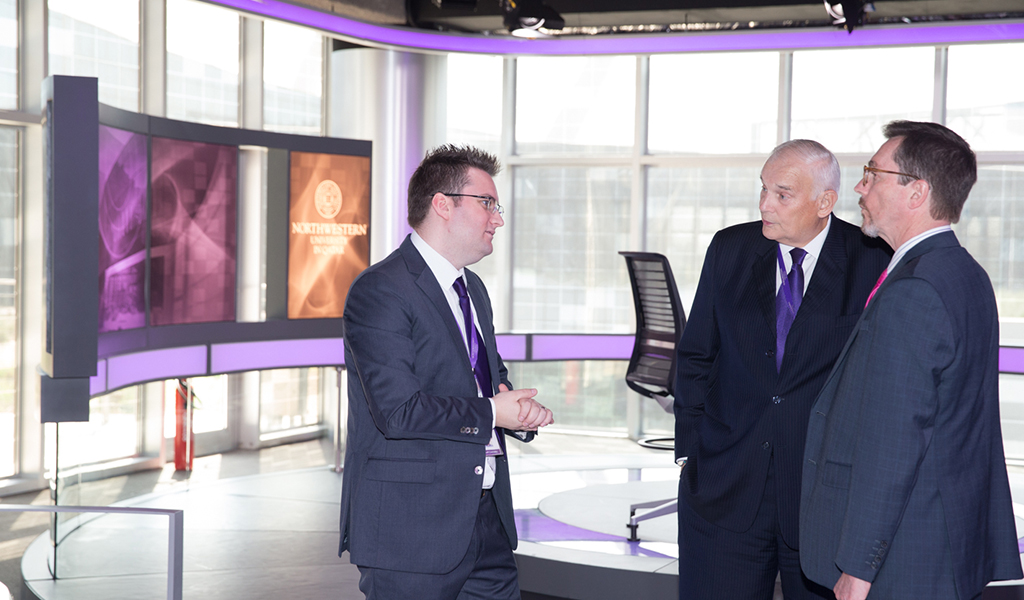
[
  {"left": 620, "top": 251, "right": 686, "bottom": 447},
  {"left": 619, "top": 251, "right": 686, "bottom": 541}
]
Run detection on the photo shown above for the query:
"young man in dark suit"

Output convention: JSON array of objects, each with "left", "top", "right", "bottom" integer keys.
[
  {"left": 340, "top": 145, "right": 553, "bottom": 600},
  {"left": 800, "top": 121, "right": 1022, "bottom": 600},
  {"left": 675, "top": 139, "right": 890, "bottom": 600}
]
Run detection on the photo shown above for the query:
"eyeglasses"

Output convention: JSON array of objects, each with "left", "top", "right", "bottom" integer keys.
[
  {"left": 862, "top": 165, "right": 919, "bottom": 184},
  {"left": 440, "top": 192, "right": 505, "bottom": 216}
]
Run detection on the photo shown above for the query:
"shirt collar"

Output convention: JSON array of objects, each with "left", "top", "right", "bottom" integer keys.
[
  {"left": 411, "top": 231, "right": 464, "bottom": 291},
  {"left": 888, "top": 225, "right": 952, "bottom": 273},
  {"left": 779, "top": 214, "right": 831, "bottom": 262}
]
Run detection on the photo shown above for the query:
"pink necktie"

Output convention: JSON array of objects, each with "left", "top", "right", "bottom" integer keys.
[{"left": 865, "top": 269, "right": 888, "bottom": 308}]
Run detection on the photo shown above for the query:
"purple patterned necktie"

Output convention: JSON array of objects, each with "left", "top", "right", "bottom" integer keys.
[
  {"left": 452, "top": 276, "right": 493, "bottom": 396},
  {"left": 776, "top": 247, "right": 807, "bottom": 372}
]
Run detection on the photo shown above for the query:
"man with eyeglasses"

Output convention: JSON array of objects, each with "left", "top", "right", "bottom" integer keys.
[
  {"left": 800, "top": 121, "right": 1022, "bottom": 600},
  {"left": 674, "top": 139, "right": 890, "bottom": 600},
  {"left": 339, "top": 144, "right": 553, "bottom": 600}
]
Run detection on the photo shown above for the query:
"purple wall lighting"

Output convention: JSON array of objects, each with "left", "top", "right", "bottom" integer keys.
[
  {"left": 150, "top": 137, "right": 238, "bottom": 326},
  {"left": 90, "top": 360, "right": 107, "bottom": 396},
  {"left": 98, "top": 126, "right": 147, "bottom": 333},
  {"left": 496, "top": 334, "right": 528, "bottom": 361},
  {"left": 999, "top": 347, "right": 1024, "bottom": 375},
  {"left": 106, "top": 346, "right": 208, "bottom": 392},
  {"left": 211, "top": 338, "right": 346, "bottom": 374},
  {"left": 531, "top": 335, "right": 634, "bottom": 361},
  {"left": 208, "top": 0, "right": 1024, "bottom": 56}
]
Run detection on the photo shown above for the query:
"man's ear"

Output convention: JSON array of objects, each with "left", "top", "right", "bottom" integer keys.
[
  {"left": 431, "top": 192, "right": 452, "bottom": 221},
  {"left": 907, "top": 179, "right": 930, "bottom": 211},
  {"left": 817, "top": 189, "right": 838, "bottom": 218}
]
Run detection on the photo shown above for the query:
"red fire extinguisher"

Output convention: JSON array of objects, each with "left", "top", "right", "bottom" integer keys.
[{"left": 174, "top": 378, "right": 196, "bottom": 471}]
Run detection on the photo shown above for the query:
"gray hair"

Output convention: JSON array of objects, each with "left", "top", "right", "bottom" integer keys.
[{"left": 767, "top": 139, "right": 841, "bottom": 199}]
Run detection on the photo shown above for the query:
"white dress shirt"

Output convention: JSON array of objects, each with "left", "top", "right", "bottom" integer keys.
[
  {"left": 887, "top": 225, "right": 953, "bottom": 274},
  {"left": 411, "top": 232, "right": 499, "bottom": 489},
  {"left": 776, "top": 214, "right": 832, "bottom": 296}
]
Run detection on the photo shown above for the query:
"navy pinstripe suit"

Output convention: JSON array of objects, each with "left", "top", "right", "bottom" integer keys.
[
  {"left": 340, "top": 236, "right": 528, "bottom": 577},
  {"left": 800, "top": 231, "right": 1022, "bottom": 598},
  {"left": 674, "top": 217, "right": 890, "bottom": 598}
]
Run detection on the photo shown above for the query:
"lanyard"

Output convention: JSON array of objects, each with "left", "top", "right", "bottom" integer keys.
[{"left": 776, "top": 246, "right": 797, "bottom": 308}]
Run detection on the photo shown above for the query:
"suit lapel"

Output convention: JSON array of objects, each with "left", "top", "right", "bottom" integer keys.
[
  {"left": 812, "top": 229, "right": 958, "bottom": 411},
  {"left": 754, "top": 240, "right": 778, "bottom": 330},
  {"left": 792, "top": 219, "right": 847, "bottom": 326},
  {"left": 887, "top": 230, "right": 959, "bottom": 279},
  {"left": 400, "top": 238, "right": 475, "bottom": 374}
]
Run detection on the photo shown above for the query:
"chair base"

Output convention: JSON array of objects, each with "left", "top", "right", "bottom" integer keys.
[{"left": 637, "top": 436, "right": 674, "bottom": 451}]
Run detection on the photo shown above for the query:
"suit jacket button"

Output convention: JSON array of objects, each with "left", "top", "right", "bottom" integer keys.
[
  {"left": 474, "top": 466, "right": 483, "bottom": 475},
  {"left": 472, "top": 427, "right": 479, "bottom": 435},
  {"left": 762, "top": 441, "right": 770, "bottom": 450},
  {"left": 772, "top": 396, "right": 782, "bottom": 404},
  {"left": 460, "top": 427, "right": 468, "bottom": 434},
  {"left": 766, "top": 350, "right": 775, "bottom": 357}
]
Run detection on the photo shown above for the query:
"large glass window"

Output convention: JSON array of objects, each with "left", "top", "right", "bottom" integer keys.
[
  {"left": 791, "top": 47, "right": 934, "bottom": 153},
  {"left": 645, "top": 165, "right": 762, "bottom": 308},
  {"left": 507, "top": 361, "right": 628, "bottom": 432},
  {"left": 0, "top": 127, "right": 16, "bottom": 478},
  {"left": 166, "top": 0, "right": 239, "bottom": 127},
  {"left": 263, "top": 20, "right": 322, "bottom": 135},
  {"left": 163, "top": 375, "right": 229, "bottom": 438},
  {"left": 48, "top": 0, "right": 140, "bottom": 111},
  {"left": 955, "top": 165, "right": 1024, "bottom": 318},
  {"left": 512, "top": 166, "right": 633, "bottom": 333},
  {"left": 515, "top": 56, "right": 636, "bottom": 155},
  {"left": 57, "top": 387, "right": 140, "bottom": 469},
  {"left": 447, "top": 53, "right": 503, "bottom": 156},
  {"left": 648, "top": 52, "right": 779, "bottom": 155},
  {"left": 259, "top": 367, "right": 322, "bottom": 435},
  {"left": 1000, "top": 373, "right": 1024, "bottom": 461},
  {"left": 947, "top": 42, "right": 1024, "bottom": 152},
  {"left": 0, "top": 0, "right": 15, "bottom": 110}
]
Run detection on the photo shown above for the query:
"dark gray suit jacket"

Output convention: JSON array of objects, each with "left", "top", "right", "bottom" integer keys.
[
  {"left": 800, "top": 231, "right": 1022, "bottom": 598},
  {"left": 339, "top": 235, "right": 526, "bottom": 574},
  {"left": 675, "top": 217, "right": 890, "bottom": 546}
]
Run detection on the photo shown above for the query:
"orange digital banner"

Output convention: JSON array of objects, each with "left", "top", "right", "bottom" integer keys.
[{"left": 288, "top": 152, "right": 371, "bottom": 319}]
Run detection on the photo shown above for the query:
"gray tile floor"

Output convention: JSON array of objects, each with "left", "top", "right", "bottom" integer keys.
[{"left": 0, "top": 433, "right": 663, "bottom": 600}]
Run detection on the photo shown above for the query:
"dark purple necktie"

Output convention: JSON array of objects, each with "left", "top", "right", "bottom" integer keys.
[
  {"left": 776, "top": 247, "right": 807, "bottom": 372},
  {"left": 452, "top": 276, "right": 493, "bottom": 396}
]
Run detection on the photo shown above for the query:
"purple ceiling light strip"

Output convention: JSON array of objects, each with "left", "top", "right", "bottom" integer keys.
[{"left": 207, "top": 0, "right": 1024, "bottom": 55}]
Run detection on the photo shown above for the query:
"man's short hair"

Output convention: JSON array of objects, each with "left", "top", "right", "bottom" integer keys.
[
  {"left": 767, "top": 139, "right": 841, "bottom": 200},
  {"left": 407, "top": 145, "right": 501, "bottom": 229},
  {"left": 883, "top": 120, "right": 976, "bottom": 223}
]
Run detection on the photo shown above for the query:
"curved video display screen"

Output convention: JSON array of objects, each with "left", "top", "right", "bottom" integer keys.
[
  {"left": 98, "top": 125, "right": 147, "bottom": 333},
  {"left": 287, "top": 151, "right": 370, "bottom": 319},
  {"left": 92, "top": 105, "right": 372, "bottom": 396},
  {"left": 150, "top": 136, "right": 238, "bottom": 326}
]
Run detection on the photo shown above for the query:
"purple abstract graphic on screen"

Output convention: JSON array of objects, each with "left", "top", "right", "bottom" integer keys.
[
  {"left": 150, "top": 137, "right": 237, "bottom": 326},
  {"left": 98, "top": 125, "right": 147, "bottom": 332}
]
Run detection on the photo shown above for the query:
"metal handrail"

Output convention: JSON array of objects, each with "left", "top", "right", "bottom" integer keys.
[{"left": 0, "top": 504, "right": 183, "bottom": 600}]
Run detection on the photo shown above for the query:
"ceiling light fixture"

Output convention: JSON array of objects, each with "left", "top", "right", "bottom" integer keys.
[
  {"left": 500, "top": 0, "right": 564, "bottom": 36},
  {"left": 825, "top": 0, "right": 872, "bottom": 32}
]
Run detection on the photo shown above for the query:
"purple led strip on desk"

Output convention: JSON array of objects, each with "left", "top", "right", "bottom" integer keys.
[
  {"left": 88, "top": 339, "right": 1024, "bottom": 396},
  {"left": 211, "top": 338, "right": 346, "bottom": 373},
  {"left": 207, "top": 0, "right": 1023, "bottom": 55},
  {"left": 999, "top": 347, "right": 1024, "bottom": 375}
]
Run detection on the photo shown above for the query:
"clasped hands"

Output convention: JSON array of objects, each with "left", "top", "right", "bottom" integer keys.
[{"left": 493, "top": 383, "right": 554, "bottom": 431}]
